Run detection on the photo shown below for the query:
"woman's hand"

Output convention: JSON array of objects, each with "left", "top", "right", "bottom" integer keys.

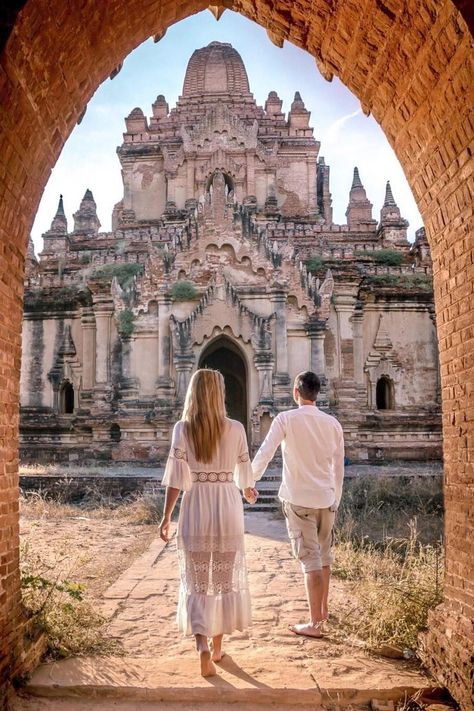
[
  {"left": 244, "top": 487, "right": 258, "bottom": 504},
  {"left": 159, "top": 515, "right": 171, "bottom": 542}
]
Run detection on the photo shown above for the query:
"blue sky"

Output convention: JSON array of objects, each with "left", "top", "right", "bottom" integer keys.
[{"left": 30, "top": 10, "right": 422, "bottom": 252}]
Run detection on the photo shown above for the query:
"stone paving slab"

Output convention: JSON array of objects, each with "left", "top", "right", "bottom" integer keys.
[{"left": 23, "top": 513, "right": 437, "bottom": 708}]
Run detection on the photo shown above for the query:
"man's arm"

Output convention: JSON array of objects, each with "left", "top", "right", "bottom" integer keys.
[
  {"left": 251, "top": 415, "right": 285, "bottom": 481},
  {"left": 333, "top": 425, "right": 345, "bottom": 508}
]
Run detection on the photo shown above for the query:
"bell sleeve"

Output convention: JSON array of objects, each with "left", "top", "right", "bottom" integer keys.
[
  {"left": 162, "top": 421, "right": 193, "bottom": 492},
  {"left": 233, "top": 423, "right": 255, "bottom": 490}
]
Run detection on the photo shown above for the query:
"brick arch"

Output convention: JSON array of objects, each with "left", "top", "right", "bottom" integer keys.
[{"left": 0, "top": 1, "right": 472, "bottom": 708}]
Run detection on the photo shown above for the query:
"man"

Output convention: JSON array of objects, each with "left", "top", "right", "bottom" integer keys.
[{"left": 252, "top": 371, "right": 344, "bottom": 638}]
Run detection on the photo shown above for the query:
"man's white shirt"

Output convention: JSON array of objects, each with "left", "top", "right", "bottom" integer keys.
[{"left": 251, "top": 405, "right": 345, "bottom": 509}]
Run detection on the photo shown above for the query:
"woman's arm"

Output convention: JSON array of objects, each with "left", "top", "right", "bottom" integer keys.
[{"left": 159, "top": 486, "right": 181, "bottom": 542}]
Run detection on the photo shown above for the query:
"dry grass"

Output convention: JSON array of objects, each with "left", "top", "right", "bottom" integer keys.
[
  {"left": 330, "top": 475, "right": 444, "bottom": 655},
  {"left": 20, "top": 488, "right": 164, "bottom": 525},
  {"left": 21, "top": 543, "right": 122, "bottom": 660}
]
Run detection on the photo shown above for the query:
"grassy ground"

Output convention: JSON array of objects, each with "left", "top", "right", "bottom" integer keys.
[
  {"left": 330, "top": 475, "right": 444, "bottom": 655},
  {"left": 20, "top": 490, "right": 164, "bottom": 660},
  {"left": 20, "top": 474, "right": 444, "bottom": 661}
]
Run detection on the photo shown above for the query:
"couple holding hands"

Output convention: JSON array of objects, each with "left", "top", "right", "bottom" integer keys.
[{"left": 159, "top": 368, "right": 344, "bottom": 677}]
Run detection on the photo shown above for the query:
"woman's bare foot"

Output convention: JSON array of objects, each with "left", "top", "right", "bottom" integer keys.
[
  {"left": 211, "top": 634, "right": 225, "bottom": 662},
  {"left": 199, "top": 649, "right": 217, "bottom": 677},
  {"left": 289, "top": 622, "right": 324, "bottom": 638}
]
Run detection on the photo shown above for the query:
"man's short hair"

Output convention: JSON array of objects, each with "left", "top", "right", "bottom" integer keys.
[{"left": 294, "top": 371, "right": 321, "bottom": 401}]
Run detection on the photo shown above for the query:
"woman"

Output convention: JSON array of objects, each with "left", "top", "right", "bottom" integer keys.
[{"left": 159, "top": 369, "right": 257, "bottom": 677}]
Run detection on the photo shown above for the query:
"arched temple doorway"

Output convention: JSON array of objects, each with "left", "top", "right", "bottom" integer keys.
[{"left": 198, "top": 337, "right": 248, "bottom": 431}]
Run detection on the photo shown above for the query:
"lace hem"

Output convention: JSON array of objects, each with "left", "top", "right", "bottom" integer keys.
[{"left": 177, "top": 546, "right": 248, "bottom": 596}]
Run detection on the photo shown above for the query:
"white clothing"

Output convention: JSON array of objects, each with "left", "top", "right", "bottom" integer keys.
[
  {"left": 162, "top": 418, "right": 254, "bottom": 637},
  {"left": 251, "top": 405, "right": 344, "bottom": 509}
]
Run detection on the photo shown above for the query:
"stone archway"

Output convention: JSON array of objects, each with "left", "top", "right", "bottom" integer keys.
[
  {"left": 199, "top": 336, "right": 248, "bottom": 431},
  {"left": 0, "top": 2, "right": 472, "bottom": 708}
]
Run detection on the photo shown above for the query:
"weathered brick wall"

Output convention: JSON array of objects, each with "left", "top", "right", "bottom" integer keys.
[{"left": 0, "top": 0, "right": 472, "bottom": 708}]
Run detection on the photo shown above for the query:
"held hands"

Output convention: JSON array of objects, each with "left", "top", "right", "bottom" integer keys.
[
  {"left": 159, "top": 515, "right": 171, "bottom": 543},
  {"left": 244, "top": 487, "right": 259, "bottom": 505}
]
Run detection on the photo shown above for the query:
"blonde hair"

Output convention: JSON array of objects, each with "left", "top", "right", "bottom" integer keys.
[{"left": 182, "top": 369, "right": 227, "bottom": 463}]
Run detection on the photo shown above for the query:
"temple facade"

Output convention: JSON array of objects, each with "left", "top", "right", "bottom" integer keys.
[{"left": 20, "top": 41, "right": 441, "bottom": 464}]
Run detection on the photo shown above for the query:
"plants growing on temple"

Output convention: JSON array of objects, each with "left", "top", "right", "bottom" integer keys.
[
  {"left": 305, "top": 256, "right": 325, "bottom": 272},
  {"left": 355, "top": 249, "right": 404, "bottom": 266},
  {"left": 117, "top": 308, "right": 134, "bottom": 337},
  {"left": 364, "top": 274, "right": 432, "bottom": 290},
  {"left": 92, "top": 263, "right": 143, "bottom": 289},
  {"left": 171, "top": 281, "right": 198, "bottom": 301}
]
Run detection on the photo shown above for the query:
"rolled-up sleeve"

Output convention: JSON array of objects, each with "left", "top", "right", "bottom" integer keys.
[
  {"left": 233, "top": 424, "right": 254, "bottom": 490},
  {"left": 162, "top": 421, "right": 193, "bottom": 492}
]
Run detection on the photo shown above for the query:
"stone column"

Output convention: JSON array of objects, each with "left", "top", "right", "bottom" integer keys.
[
  {"left": 246, "top": 151, "right": 255, "bottom": 196},
  {"left": 272, "top": 288, "right": 291, "bottom": 403},
  {"left": 93, "top": 299, "right": 113, "bottom": 385},
  {"left": 174, "top": 353, "right": 195, "bottom": 403},
  {"left": 351, "top": 308, "right": 364, "bottom": 385},
  {"left": 186, "top": 157, "right": 195, "bottom": 198},
  {"left": 254, "top": 353, "right": 274, "bottom": 404},
  {"left": 157, "top": 294, "right": 173, "bottom": 398},
  {"left": 307, "top": 155, "right": 318, "bottom": 217},
  {"left": 81, "top": 307, "right": 96, "bottom": 390},
  {"left": 306, "top": 318, "right": 328, "bottom": 406}
]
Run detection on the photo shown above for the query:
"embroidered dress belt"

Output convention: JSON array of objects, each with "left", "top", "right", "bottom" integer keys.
[{"left": 191, "top": 471, "right": 234, "bottom": 483}]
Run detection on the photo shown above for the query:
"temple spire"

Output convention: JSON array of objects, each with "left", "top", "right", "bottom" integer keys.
[
  {"left": 351, "top": 167, "right": 363, "bottom": 189},
  {"left": 383, "top": 180, "right": 396, "bottom": 207},
  {"left": 73, "top": 189, "right": 101, "bottom": 234},
  {"left": 346, "top": 167, "right": 375, "bottom": 227},
  {"left": 48, "top": 194, "right": 68, "bottom": 234}
]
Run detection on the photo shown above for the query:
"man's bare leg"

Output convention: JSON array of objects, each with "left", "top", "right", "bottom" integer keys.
[
  {"left": 290, "top": 569, "right": 325, "bottom": 638},
  {"left": 321, "top": 565, "right": 330, "bottom": 621},
  {"left": 211, "top": 634, "right": 225, "bottom": 662},
  {"left": 195, "top": 634, "right": 216, "bottom": 677}
]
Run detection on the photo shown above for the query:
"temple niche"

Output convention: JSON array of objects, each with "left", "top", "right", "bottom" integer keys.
[{"left": 20, "top": 41, "right": 441, "bottom": 464}]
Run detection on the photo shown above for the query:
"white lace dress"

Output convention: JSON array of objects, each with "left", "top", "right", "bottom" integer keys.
[{"left": 162, "top": 418, "right": 255, "bottom": 637}]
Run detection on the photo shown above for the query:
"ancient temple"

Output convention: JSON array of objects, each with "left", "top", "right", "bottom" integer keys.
[{"left": 20, "top": 41, "right": 441, "bottom": 464}]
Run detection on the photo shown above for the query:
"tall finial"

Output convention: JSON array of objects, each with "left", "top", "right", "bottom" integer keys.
[
  {"left": 351, "top": 167, "right": 363, "bottom": 189},
  {"left": 384, "top": 181, "right": 396, "bottom": 206}
]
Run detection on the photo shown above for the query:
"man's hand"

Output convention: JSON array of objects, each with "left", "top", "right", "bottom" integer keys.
[
  {"left": 159, "top": 515, "right": 171, "bottom": 542},
  {"left": 244, "top": 487, "right": 258, "bottom": 504}
]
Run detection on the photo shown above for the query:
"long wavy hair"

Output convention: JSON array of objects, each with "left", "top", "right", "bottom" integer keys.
[{"left": 182, "top": 368, "right": 227, "bottom": 463}]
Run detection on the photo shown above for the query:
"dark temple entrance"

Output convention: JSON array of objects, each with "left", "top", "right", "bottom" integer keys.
[{"left": 199, "top": 337, "right": 248, "bottom": 432}]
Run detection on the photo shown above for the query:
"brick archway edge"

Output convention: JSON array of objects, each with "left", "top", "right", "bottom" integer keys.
[{"left": 0, "top": 1, "right": 473, "bottom": 708}]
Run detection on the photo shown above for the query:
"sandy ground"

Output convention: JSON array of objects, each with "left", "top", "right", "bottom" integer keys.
[{"left": 20, "top": 500, "right": 159, "bottom": 598}]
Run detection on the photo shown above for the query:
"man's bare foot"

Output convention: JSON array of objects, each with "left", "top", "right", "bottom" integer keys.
[
  {"left": 211, "top": 649, "right": 226, "bottom": 662},
  {"left": 289, "top": 622, "right": 324, "bottom": 638},
  {"left": 199, "top": 649, "right": 217, "bottom": 677}
]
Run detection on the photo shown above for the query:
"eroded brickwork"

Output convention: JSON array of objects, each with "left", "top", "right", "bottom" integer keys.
[{"left": 0, "top": 1, "right": 472, "bottom": 708}]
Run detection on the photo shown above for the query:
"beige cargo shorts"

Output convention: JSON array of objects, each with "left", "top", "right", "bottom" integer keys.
[{"left": 282, "top": 501, "right": 336, "bottom": 573}]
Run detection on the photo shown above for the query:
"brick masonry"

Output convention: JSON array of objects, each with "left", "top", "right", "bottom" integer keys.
[{"left": 0, "top": 1, "right": 472, "bottom": 709}]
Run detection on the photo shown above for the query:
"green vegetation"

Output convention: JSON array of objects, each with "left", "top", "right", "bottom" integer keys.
[
  {"left": 305, "top": 256, "right": 325, "bottom": 273},
  {"left": 117, "top": 308, "right": 134, "bottom": 337},
  {"left": 355, "top": 248, "right": 404, "bottom": 266},
  {"left": 364, "top": 274, "right": 432, "bottom": 290},
  {"left": 92, "top": 263, "right": 143, "bottom": 289},
  {"left": 171, "top": 280, "right": 198, "bottom": 301}
]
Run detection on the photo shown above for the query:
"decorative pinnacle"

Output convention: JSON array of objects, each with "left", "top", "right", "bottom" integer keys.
[
  {"left": 384, "top": 181, "right": 396, "bottom": 206},
  {"left": 56, "top": 194, "right": 65, "bottom": 216},
  {"left": 351, "top": 167, "right": 363, "bottom": 189},
  {"left": 83, "top": 188, "right": 94, "bottom": 201},
  {"left": 294, "top": 91, "right": 302, "bottom": 102}
]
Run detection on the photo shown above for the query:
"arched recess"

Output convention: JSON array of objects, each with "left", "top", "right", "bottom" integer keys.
[
  {"left": 198, "top": 335, "right": 248, "bottom": 432},
  {"left": 0, "top": 1, "right": 472, "bottom": 707},
  {"left": 59, "top": 381, "right": 75, "bottom": 414}
]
